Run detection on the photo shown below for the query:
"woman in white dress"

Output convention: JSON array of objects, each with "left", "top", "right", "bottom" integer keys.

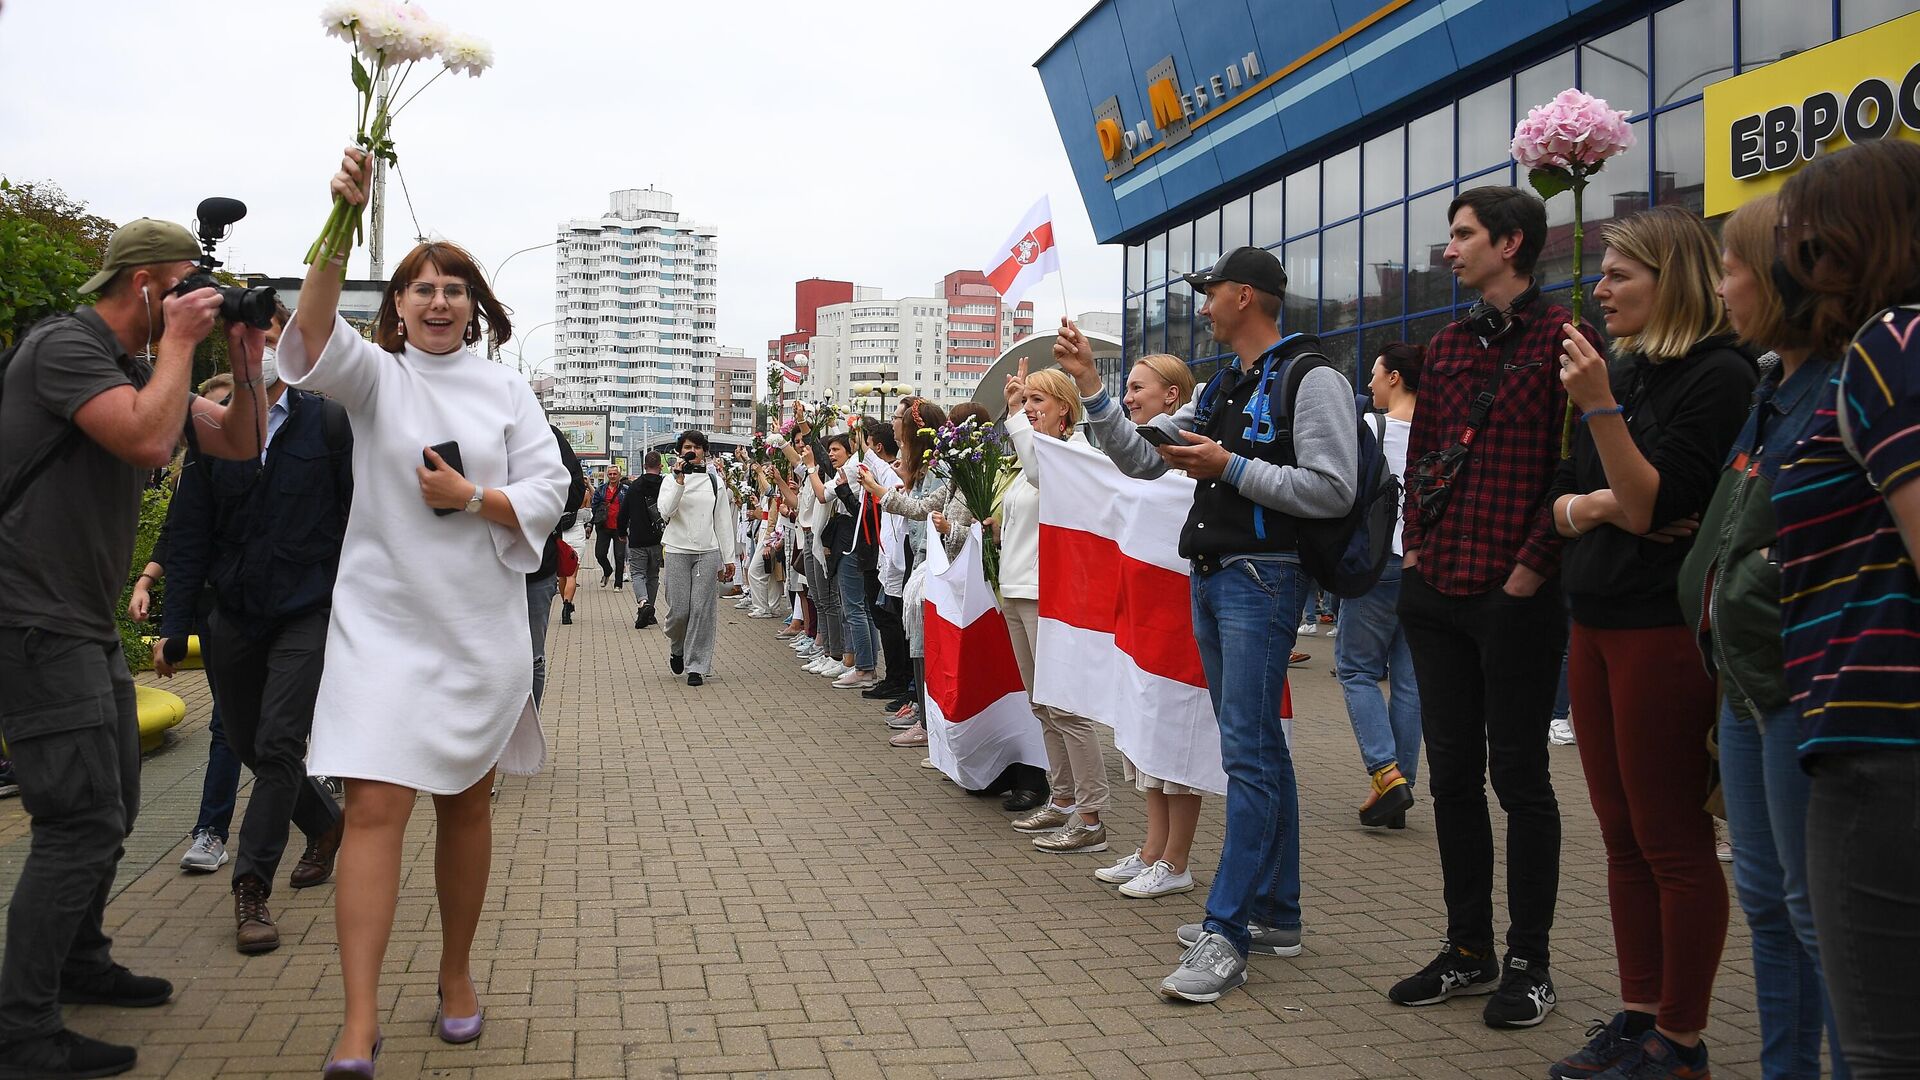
[{"left": 281, "top": 149, "right": 569, "bottom": 1077}]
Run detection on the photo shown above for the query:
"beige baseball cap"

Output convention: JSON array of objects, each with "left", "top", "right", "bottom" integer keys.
[{"left": 80, "top": 218, "right": 202, "bottom": 294}]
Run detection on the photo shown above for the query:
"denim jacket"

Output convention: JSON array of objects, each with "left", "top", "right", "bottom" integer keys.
[{"left": 1677, "top": 352, "right": 1835, "bottom": 722}]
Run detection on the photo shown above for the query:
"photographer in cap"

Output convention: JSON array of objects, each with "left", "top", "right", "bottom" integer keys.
[
  {"left": 0, "top": 217, "right": 268, "bottom": 1077},
  {"left": 1053, "top": 245, "right": 1357, "bottom": 1003}
]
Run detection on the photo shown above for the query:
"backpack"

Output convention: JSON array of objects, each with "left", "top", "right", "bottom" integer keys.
[{"left": 1193, "top": 345, "right": 1395, "bottom": 598}]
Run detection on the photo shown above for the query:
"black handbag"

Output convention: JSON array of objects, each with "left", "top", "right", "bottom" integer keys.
[{"left": 1403, "top": 337, "right": 1516, "bottom": 528}]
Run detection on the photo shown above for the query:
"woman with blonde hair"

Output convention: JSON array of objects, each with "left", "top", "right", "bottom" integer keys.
[
  {"left": 1082, "top": 354, "right": 1212, "bottom": 897},
  {"left": 998, "top": 362, "right": 1110, "bottom": 853},
  {"left": 1543, "top": 204, "right": 1755, "bottom": 1080},
  {"left": 279, "top": 149, "right": 570, "bottom": 1077},
  {"left": 1674, "top": 192, "right": 1849, "bottom": 1080}
]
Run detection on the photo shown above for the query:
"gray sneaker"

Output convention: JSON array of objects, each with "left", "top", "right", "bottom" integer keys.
[
  {"left": 180, "top": 829, "right": 229, "bottom": 873},
  {"left": 1158, "top": 931, "right": 1248, "bottom": 1002},
  {"left": 1176, "top": 921, "right": 1303, "bottom": 957}
]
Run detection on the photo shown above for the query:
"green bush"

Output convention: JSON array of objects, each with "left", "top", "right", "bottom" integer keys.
[{"left": 117, "top": 487, "right": 170, "bottom": 674}]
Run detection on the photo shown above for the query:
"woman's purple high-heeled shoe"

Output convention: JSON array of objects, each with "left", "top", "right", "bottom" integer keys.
[
  {"left": 321, "top": 1033, "right": 382, "bottom": 1078},
  {"left": 433, "top": 987, "right": 484, "bottom": 1045}
]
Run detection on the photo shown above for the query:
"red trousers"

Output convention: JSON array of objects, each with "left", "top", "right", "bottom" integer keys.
[{"left": 1568, "top": 622, "right": 1729, "bottom": 1033}]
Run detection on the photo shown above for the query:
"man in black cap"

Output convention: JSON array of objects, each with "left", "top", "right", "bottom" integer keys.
[
  {"left": 0, "top": 218, "right": 270, "bottom": 1077},
  {"left": 1054, "top": 245, "right": 1358, "bottom": 1003}
]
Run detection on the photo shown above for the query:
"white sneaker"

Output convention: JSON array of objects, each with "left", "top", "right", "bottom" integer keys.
[
  {"left": 819, "top": 660, "right": 849, "bottom": 679},
  {"left": 833, "top": 669, "right": 878, "bottom": 689},
  {"left": 1119, "top": 859, "right": 1196, "bottom": 898},
  {"left": 179, "top": 828, "right": 229, "bottom": 873},
  {"left": 1297, "top": 621, "right": 1318, "bottom": 636},
  {"left": 1548, "top": 716, "right": 1576, "bottom": 745},
  {"left": 789, "top": 635, "right": 813, "bottom": 650},
  {"left": 1325, "top": 625, "right": 1338, "bottom": 638},
  {"left": 749, "top": 609, "right": 776, "bottom": 619},
  {"left": 805, "top": 656, "right": 832, "bottom": 674},
  {"left": 734, "top": 598, "right": 752, "bottom": 609},
  {"left": 1094, "top": 850, "right": 1149, "bottom": 884}
]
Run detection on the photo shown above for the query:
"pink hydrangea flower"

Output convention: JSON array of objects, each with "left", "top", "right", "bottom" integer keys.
[{"left": 1512, "top": 88, "right": 1635, "bottom": 172}]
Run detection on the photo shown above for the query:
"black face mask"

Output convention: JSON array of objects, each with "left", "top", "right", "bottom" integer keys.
[{"left": 1771, "top": 255, "right": 1818, "bottom": 333}]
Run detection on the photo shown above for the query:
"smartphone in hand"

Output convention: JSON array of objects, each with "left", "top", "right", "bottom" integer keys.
[
  {"left": 425, "top": 440, "right": 464, "bottom": 516},
  {"left": 1135, "top": 424, "right": 1181, "bottom": 447}
]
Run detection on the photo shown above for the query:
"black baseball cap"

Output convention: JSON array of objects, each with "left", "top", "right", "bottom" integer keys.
[{"left": 1182, "top": 246, "right": 1287, "bottom": 297}]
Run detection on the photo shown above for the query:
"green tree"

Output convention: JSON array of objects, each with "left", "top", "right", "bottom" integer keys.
[{"left": 0, "top": 177, "right": 116, "bottom": 347}]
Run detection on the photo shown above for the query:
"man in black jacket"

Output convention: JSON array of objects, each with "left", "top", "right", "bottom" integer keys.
[
  {"left": 155, "top": 353, "right": 349, "bottom": 956},
  {"left": 626, "top": 454, "right": 665, "bottom": 628},
  {"left": 529, "top": 425, "right": 587, "bottom": 704}
]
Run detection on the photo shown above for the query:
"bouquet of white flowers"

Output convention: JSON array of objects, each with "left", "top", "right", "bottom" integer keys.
[{"left": 307, "top": 1, "right": 493, "bottom": 273}]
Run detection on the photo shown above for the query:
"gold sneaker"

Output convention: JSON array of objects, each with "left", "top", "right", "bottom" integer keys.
[
  {"left": 1034, "top": 821, "right": 1109, "bottom": 854},
  {"left": 1011, "top": 804, "right": 1075, "bottom": 833}
]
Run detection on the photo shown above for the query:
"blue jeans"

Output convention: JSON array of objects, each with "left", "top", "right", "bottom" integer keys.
[
  {"left": 191, "top": 699, "right": 241, "bottom": 841},
  {"left": 1552, "top": 643, "right": 1572, "bottom": 722},
  {"left": 1193, "top": 554, "right": 1308, "bottom": 956},
  {"left": 527, "top": 573, "right": 557, "bottom": 707},
  {"left": 837, "top": 555, "right": 876, "bottom": 672},
  {"left": 1723, "top": 700, "right": 1850, "bottom": 1079},
  {"left": 1334, "top": 554, "right": 1421, "bottom": 782}
]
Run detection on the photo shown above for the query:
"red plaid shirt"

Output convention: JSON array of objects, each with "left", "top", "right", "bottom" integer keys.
[{"left": 1403, "top": 298, "right": 1601, "bottom": 597}]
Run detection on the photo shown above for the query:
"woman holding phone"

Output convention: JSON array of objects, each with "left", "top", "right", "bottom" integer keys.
[{"left": 279, "top": 148, "right": 570, "bottom": 1077}]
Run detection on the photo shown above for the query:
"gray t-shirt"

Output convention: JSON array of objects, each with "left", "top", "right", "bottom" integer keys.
[{"left": 0, "top": 307, "right": 153, "bottom": 641}]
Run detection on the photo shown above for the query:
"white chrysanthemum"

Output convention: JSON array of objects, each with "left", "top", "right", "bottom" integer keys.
[
  {"left": 354, "top": 1, "right": 409, "bottom": 60},
  {"left": 319, "top": 0, "right": 366, "bottom": 44},
  {"left": 442, "top": 34, "right": 494, "bottom": 77}
]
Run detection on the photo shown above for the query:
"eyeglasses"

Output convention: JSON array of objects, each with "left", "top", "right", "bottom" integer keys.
[{"left": 404, "top": 281, "right": 470, "bottom": 303}]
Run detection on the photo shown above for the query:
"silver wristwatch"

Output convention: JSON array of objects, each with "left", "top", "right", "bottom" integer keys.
[{"left": 463, "top": 485, "right": 485, "bottom": 514}]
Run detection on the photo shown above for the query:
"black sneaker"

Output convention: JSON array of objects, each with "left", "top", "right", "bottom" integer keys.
[
  {"left": 638, "top": 605, "right": 656, "bottom": 628},
  {"left": 1387, "top": 941, "right": 1498, "bottom": 1006},
  {"left": 1001, "top": 789, "right": 1046, "bottom": 813},
  {"left": 884, "top": 696, "right": 912, "bottom": 712},
  {"left": 1550, "top": 1014, "right": 1640, "bottom": 1079},
  {"left": 0, "top": 1028, "right": 137, "bottom": 1078},
  {"left": 1483, "top": 955, "right": 1556, "bottom": 1028},
  {"left": 862, "top": 682, "right": 905, "bottom": 700},
  {"left": 635, "top": 607, "right": 646, "bottom": 629},
  {"left": 1590, "top": 1031, "right": 1711, "bottom": 1080},
  {"left": 560, "top": 601, "right": 574, "bottom": 625},
  {"left": 57, "top": 964, "right": 172, "bottom": 1008},
  {"left": 670, "top": 654, "right": 684, "bottom": 675}
]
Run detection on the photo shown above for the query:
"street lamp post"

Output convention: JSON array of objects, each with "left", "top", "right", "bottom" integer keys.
[
  {"left": 509, "top": 319, "right": 558, "bottom": 374},
  {"left": 849, "top": 381, "right": 916, "bottom": 423},
  {"left": 484, "top": 240, "right": 557, "bottom": 361}
]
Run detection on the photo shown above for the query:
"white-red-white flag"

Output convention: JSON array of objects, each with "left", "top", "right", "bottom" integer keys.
[
  {"left": 1030, "top": 438, "right": 1290, "bottom": 795},
  {"left": 983, "top": 197, "right": 1060, "bottom": 308},
  {"left": 922, "top": 523, "right": 1048, "bottom": 789}
]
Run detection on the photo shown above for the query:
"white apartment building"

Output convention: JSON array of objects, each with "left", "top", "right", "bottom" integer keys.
[
  {"left": 798, "top": 283, "right": 1032, "bottom": 411},
  {"left": 552, "top": 188, "right": 718, "bottom": 460}
]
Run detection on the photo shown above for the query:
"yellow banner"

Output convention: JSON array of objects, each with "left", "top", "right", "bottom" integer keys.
[{"left": 1704, "top": 12, "right": 1920, "bottom": 216}]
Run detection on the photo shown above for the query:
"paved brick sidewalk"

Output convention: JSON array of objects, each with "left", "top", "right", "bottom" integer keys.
[{"left": 1, "top": 583, "right": 1775, "bottom": 1079}]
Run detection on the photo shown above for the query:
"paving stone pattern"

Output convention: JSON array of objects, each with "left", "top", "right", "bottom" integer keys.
[{"left": 0, "top": 582, "right": 1774, "bottom": 1078}]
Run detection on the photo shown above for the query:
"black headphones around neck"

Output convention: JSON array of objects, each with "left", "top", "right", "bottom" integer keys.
[{"left": 1461, "top": 279, "right": 1542, "bottom": 342}]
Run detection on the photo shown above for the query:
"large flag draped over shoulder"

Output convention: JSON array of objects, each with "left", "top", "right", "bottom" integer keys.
[
  {"left": 982, "top": 197, "right": 1059, "bottom": 309},
  {"left": 1031, "top": 438, "right": 1292, "bottom": 796},
  {"left": 923, "top": 523, "right": 1048, "bottom": 789}
]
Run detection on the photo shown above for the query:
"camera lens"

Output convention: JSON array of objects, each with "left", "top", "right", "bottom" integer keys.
[{"left": 219, "top": 284, "right": 279, "bottom": 330}]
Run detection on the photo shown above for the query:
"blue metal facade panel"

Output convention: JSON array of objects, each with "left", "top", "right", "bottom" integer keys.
[
  {"left": 1035, "top": 47, "right": 1125, "bottom": 241},
  {"left": 1038, "top": 0, "right": 1622, "bottom": 243}
]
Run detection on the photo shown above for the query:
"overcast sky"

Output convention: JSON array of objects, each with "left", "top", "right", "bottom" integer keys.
[{"left": 0, "top": 0, "right": 1119, "bottom": 380}]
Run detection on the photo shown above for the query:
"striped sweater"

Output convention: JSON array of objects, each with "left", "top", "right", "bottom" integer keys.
[{"left": 1773, "top": 304, "right": 1920, "bottom": 762}]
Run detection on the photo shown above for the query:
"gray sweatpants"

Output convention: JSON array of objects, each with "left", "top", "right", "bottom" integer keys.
[
  {"left": 628, "top": 544, "right": 663, "bottom": 610},
  {"left": 663, "top": 548, "right": 723, "bottom": 676}
]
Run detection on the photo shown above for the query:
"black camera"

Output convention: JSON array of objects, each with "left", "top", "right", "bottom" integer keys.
[{"left": 169, "top": 197, "right": 278, "bottom": 329}]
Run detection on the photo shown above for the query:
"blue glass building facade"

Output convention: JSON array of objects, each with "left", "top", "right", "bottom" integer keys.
[{"left": 1037, "top": 0, "right": 1915, "bottom": 380}]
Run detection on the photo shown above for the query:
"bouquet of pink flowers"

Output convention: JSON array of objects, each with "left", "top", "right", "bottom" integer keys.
[
  {"left": 306, "top": 1, "right": 493, "bottom": 273},
  {"left": 1512, "top": 88, "right": 1635, "bottom": 455}
]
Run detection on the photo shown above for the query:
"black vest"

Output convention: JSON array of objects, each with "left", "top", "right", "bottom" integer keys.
[{"left": 1180, "top": 333, "right": 1327, "bottom": 560}]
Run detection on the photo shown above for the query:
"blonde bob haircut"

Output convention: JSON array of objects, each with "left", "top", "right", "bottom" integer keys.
[
  {"left": 1599, "top": 205, "right": 1733, "bottom": 362},
  {"left": 1021, "top": 368, "right": 1084, "bottom": 428},
  {"left": 1719, "top": 193, "right": 1811, "bottom": 353},
  {"left": 1133, "top": 353, "right": 1197, "bottom": 407}
]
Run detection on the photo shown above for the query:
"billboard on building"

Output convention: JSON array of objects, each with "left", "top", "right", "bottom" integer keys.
[{"left": 548, "top": 410, "right": 611, "bottom": 462}]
